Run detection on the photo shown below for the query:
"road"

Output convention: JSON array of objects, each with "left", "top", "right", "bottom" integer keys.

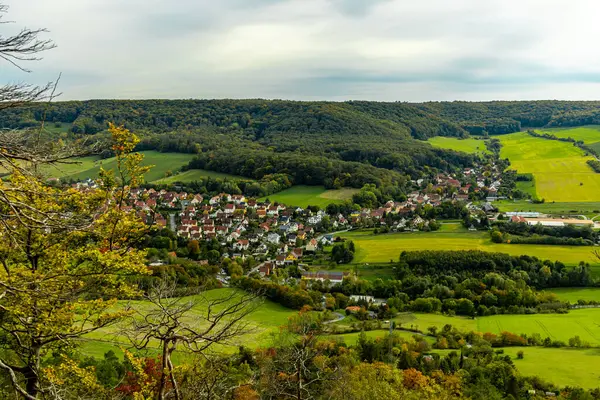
[
  {"left": 169, "top": 213, "right": 176, "bottom": 232},
  {"left": 323, "top": 312, "right": 345, "bottom": 324}
]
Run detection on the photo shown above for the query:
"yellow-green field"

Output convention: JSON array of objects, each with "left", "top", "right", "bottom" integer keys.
[
  {"left": 538, "top": 126, "right": 600, "bottom": 145},
  {"left": 499, "top": 132, "right": 600, "bottom": 202},
  {"left": 259, "top": 185, "right": 358, "bottom": 208},
  {"left": 339, "top": 229, "right": 599, "bottom": 268},
  {"left": 427, "top": 136, "right": 490, "bottom": 154}
]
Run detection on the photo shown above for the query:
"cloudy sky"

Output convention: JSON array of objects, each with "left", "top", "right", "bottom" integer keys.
[{"left": 3, "top": 0, "right": 600, "bottom": 101}]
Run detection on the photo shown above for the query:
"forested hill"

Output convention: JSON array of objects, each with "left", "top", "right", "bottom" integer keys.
[
  {"left": 415, "top": 100, "right": 600, "bottom": 134},
  {"left": 3, "top": 99, "right": 600, "bottom": 138},
  {"left": 3, "top": 99, "right": 600, "bottom": 191}
]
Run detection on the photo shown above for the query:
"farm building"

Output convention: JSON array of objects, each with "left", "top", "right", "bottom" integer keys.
[
  {"left": 301, "top": 271, "right": 350, "bottom": 284},
  {"left": 506, "top": 212, "right": 540, "bottom": 218},
  {"left": 524, "top": 218, "right": 594, "bottom": 227}
]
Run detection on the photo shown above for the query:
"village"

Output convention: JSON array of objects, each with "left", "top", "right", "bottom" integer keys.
[{"left": 63, "top": 163, "right": 510, "bottom": 282}]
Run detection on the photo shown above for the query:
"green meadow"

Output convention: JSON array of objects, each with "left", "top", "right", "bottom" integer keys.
[
  {"left": 549, "top": 287, "right": 600, "bottom": 303},
  {"left": 331, "top": 314, "right": 600, "bottom": 389},
  {"left": 427, "top": 136, "right": 490, "bottom": 154},
  {"left": 338, "top": 229, "right": 600, "bottom": 270},
  {"left": 504, "top": 347, "right": 600, "bottom": 389},
  {"left": 155, "top": 168, "right": 250, "bottom": 183},
  {"left": 63, "top": 151, "right": 196, "bottom": 183},
  {"left": 389, "top": 310, "right": 600, "bottom": 346},
  {"left": 495, "top": 200, "right": 600, "bottom": 216},
  {"left": 259, "top": 185, "right": 358, "bottom": 208},
  {"left": 81, "top": 288, "right": 296, "bottom": 358},
  {"left": 499, "top": 132, "right": 600, "bottom": 202},
  {"left": 538, "top": 125, "right": 600, "bottom": 145}
]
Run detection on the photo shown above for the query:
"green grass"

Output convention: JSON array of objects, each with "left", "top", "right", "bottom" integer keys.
[
  {"left": 338, "top": 230, "right": 600, "bottom": 269},
  {"left": 155, "top": 169, "right": 251, "bottom": 183},
  {"left": 80, "top": 288, "right": 297, "bottom": 358},
  {"left": 495, "top": 200, "right": 600, "bottom": 216},
  {"left": 65, "top": 151, "right": 196, "bottom": 183},
  {"left": 390, "top": 309, "right": 600, "bottom": 346},
  {"left": 549, "top": 287, "right": 600, "bottom": 303},
  {"left": 427, "top": 137, "right": 490, "bottom": 154},
  {"left": 38, "top": 155, "right": 103, "bottom": 179},
  {"left": 259, "top": 185, "right": 358, "bottom": 208},
  {"left": 393, "top": 312, "right": 477, "bottom": 333},
  {"left": 499, "top": 132, "right": 600, "bottom": 202},
  {"left": 515, "top": 180, "right": 537, "bottom": 198},
  {"left": 505, "top": 347, "right": 600, "bottom": 389},
  {"left": 477, "top": 309, "right": 600, "bottom": 345},
  {"left": 538, "top": 126, "right": 600, "bottom": 145}
]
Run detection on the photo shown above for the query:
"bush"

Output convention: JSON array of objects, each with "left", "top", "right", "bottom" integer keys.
[{"left": 516, "top": 350, "right": 524, "bottom": 359}]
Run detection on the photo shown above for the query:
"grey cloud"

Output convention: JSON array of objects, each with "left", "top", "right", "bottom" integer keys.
[{"left": 4, "top": 0, "right": 600, "bottom": 101}]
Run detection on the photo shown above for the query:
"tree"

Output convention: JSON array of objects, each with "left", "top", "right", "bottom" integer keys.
[
  {"left": 0, "top": 124, "right": 150, "bottom": 399},
  {"left": 0, "top": 3, "right": 55, "bottom": 111},
  {"left": 123, "top": 278, "right": 259, "bottom": 400},
  {"left": 257, "top": 308, "right": 342, "bottom": 400}
]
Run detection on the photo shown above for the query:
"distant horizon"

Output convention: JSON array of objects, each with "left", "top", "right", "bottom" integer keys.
[{"left": 27, "top": 97, "right": 600, "bottom": 103}]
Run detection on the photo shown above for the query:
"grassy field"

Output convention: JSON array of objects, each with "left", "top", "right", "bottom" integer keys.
[
  {"left": 81, "top": 288, "right": 297, "bottom": 358},
  {"left": 259, "top": 185, "right": 358, "bottom": 208},
  {"left": 495, "top": 200, "right": 600, "bottom": 215},
  {"left": 65, "top": 151, "right": 196, "bottom": 183},
  {"left": 549, "top": 287, "right": 600, "bottom": 303},
  {"left": 155, "top": 168, "right": 250, "bottom": 183},
  {"left": 504, "top": 347, "right": 600, "bottom": 389},
  {"left": 499, "top": 132, "right": 600, "bottom": 202},
  {"left": 427, "top": 137, "right": 489, "bottom": 154},
  {"left": 538, "top": 126, "right": 600, "bottom": 145},
  {"left": 338, "top": 230, "right": 600, "bottom": 269},
  {"left": 390, "top": 309, "right": 600, "bottom": 346}
]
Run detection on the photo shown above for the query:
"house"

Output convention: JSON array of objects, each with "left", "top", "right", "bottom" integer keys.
[
  {"left": 266, "top": 232, "right": 281, "bottom": 244},
  {"left": 258, "top": 262, "right": 274, "bottom": 277},
  {"left": 224, "top": 204, "right": 235, "bottom": 214},
  {"left": 306, "top": 238, "right": 318, "bottom": 252},
  {"left": 285, "top": 253, "right": 297, "bottom": 265},
  {"left": 291, "top": 248, "right": 303, "bottom": 259},
  {"left": 234, "top": 239, "right": 249, "bottom": 251},
  {"left": 275, "top": 255, "right": 286, "bottom": 266},
  {"left": 190, "top": 194, "right": 203, "bottom": 205}
]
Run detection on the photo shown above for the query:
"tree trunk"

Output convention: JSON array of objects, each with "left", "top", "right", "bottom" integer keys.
[
  {"left": 166, "top": 349, "right": 180, "bottom": 400},
  {"left": 23, "top": 366, "right": 38, "bottom": 399},
  {"left": 158, "top": 339, "right": 169, "bottom": 400}
]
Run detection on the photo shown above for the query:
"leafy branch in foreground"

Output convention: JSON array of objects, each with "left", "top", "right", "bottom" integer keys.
[{"left": 0, "top": 124, "right": 150, "bottom": 399}]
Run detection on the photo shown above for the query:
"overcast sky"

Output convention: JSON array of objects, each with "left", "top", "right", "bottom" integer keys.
[{"left": 3, "top": 0, "right": 600, "bottom": 101}]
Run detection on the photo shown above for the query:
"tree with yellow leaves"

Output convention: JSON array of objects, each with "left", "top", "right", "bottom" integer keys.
[{"left": 0, "top": 124, "right": 150, "bottom": 399}]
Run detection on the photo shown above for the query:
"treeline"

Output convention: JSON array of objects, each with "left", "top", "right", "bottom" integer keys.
[
  {"left": 588, "top": 160, "right": 600, "bottom": 173},
  {"left": 148, "top": 173, "right": 294, "bottom": 198},
  {"left": 417, "top": 100, "right": 600, "bottom": 134},
  {"left": 185, "top": 147, "right": 408, "bottom": 189},
  {"left": 526, "top": 129, "right": 600, "bottom": 158},
  {"left": 492, "top": 221, "right": 597, "bottom": 246},
  {"left": 397, "top": 250, "right": 594, "bottom": 289}
]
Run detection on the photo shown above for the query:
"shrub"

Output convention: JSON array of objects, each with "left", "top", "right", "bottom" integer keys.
[{"left": 516, "top": 351, "right": 524, "bottom": 359}]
